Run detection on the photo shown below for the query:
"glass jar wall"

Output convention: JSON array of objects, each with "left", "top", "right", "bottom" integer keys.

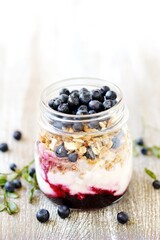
[{"left": 35, "top": 78, "right": 132, "bottom": 209}]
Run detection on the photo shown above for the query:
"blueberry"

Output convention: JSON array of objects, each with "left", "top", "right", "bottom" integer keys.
[
  {"left": 78, "top": 105, "right": 88, "bottom": 111},
  {"left": 88, "top": 121, "right": 100, "bottom": 130},
  {"left": 76, "top": 109, "right": 88, "bottom": 115},
  {"left": 91, "top": 89, "right": 103, "bottom": 102},
  {"left": 4, "top": 181, "right": 15, "bottom": 192},
  {"left": 10, "top": 163, "right": 17, "bottom": 172},
  {"left": 51, "top": 98, "right": 62, "bottom": 110},
  {"left": 79, "top": 91, "right": 92, "bottom": 105},
  {"left": 111, "top": 99, "right": 117, "bottom": 106},
  {"left": 103, "top": 100, "right": 114, "bottom": 110},
  {"left": 117, "top": 212, "right": 129, "bottom": 224},
  {"left": 57, "top": 205, "right": 70, "bottom": 219},
  {"left": 105, "top": 90, "right": 117, "bottom": 100},
  {"left": 13, "top": 131, "right": 22, "bottom": 140},
  {"left": 59, "top": 94, "right": 68, "bottom": 103},
  {"left": 53, "top": 121, "right": 62, "bottom": 129},
  {"left": 136, "top": 138, "right": 144, "bottom": 146},
  {"left": 13, "top": 179, "right": 22, "bottom": 189},
  {"left": 112, "top": 137, "right": 121, "bottom": 149},
  {"left": 68, "top": 152, "right": 78, "bottom": 162},
  {"left": 101, "top": 86, "right": 110, "bottom": 95},
  {"left": 59, "top": 88, "right": 70, "bottom": 96},
  {"left": 152, "top": 180, "right": 160, "bottom": 189},
  {"left": 73, "top": 123, "right": 83, "bottom": 132},
  {"left": 88, "top": 100, "right": 103, "bottom": 112},
  {"left": 58, "top": 103, "right": 69, "bottom": 114},
  {"left": 79, "top": 88, "right": 89, "bottom": 94},
  {"left": 85, "top": 147, "right": 95, "bottom": 160},
  {"left": 68, "top": 95, "right": 80, "bottom": 108},
  {"left": 29, "top": 168, "right": 36, "bottom": 177},
  {"left": 48, "top": 99, "right": 56, "bottom": 109},
  {"left": 89, "top": 110, "right": 96, "bottom": 114},
  {"left": 0, "top": 143, "right": 8, "bottom": 152},
  {"left": 55, "top": 144, "right": 68, "bottom": 158},
  {"left": 141, "top": 147, "right": 148, "bottom": 155},
  {"left": 70, "top": 90, "right": 79, "bottom": 97},
  {"left": 36, "top": 209, "right": 50, "bottom": 223}
]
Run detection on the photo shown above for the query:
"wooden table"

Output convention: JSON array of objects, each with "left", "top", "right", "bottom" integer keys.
[{"left": 1, "top": 1, "right": 160, "bottom": 239}]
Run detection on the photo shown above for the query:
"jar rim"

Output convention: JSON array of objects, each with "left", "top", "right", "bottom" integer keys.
[{"left": 41, "top": 77, "right": 123, "bottom": 120}]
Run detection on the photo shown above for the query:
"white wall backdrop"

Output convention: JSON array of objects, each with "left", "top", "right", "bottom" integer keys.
[{"left": 0, "top": 0, "right": 160, "bottom": 134}]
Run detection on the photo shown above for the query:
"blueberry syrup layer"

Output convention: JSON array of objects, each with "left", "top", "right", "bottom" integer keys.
[{"left": 47, "top": 186, "right": 124, "bottom": 209}]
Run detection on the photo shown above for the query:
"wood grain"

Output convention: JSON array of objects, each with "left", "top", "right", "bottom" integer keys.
[{"left": 1, "top": 1, "right": 160, "bottom": 239}]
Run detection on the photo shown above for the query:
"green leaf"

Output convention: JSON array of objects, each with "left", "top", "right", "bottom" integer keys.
[
  {"left": 150, "top": 146, "right": 160, "bottom": 158},
  {"left": 6, "top": 201, "right": 19, "bottom": 214},
  {"left": 29, "top": 187, "right": 35, "bottom": 203},
  {"left": 0, "top": 175, "right": 7, "bottom": 186},
  {"left": 22, "top": 173, "right": 35, "bottom": 185},
  {"left": 6, "top": 192, "right": 19, "bottom": 199},
  {"left": 145, "top": 168, "right": 157, "bottom": 180},
  {"left": 0, "top": 204, "right": 6, "bottom": 212}
]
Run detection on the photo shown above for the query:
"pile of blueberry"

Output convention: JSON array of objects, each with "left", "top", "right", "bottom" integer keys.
[{"left": 48, "top": 86, "right": 117, "bottom": 115}]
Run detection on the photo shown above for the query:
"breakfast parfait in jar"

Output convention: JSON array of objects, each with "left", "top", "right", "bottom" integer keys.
[{"left": 35, "top": 78, "right": 132, "bottom": 209}]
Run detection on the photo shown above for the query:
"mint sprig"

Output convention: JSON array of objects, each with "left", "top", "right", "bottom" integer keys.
[
  {"left": 0, "top": 160, "right": 39, "bottom": 214},
  {"left": 144, "top": 168, "right": 157, "bottom": 180}
]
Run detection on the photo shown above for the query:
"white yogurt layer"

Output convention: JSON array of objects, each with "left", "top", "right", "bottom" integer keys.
[{"left": 35, "top": 147, "right": 132, "bottom": 196}]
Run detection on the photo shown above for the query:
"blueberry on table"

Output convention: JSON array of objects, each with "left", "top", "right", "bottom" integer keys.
[
  {"left": 73, "top": 122, "right": 83, "bottom": 132},
  {"left": 68, "top": 95, "right": 80, "bottom": 108},
  {"left": 85, "top": 147, "right": 95, "bottom": 160},
  {"left": 141, "top": 147, "right": 148, "bottom": 155},
  {"left": 117, "top": 212, "right": 129, "bottom": 224},
  {"left": 79, "top": 91, "right": 92, "bottom": 104},
  {"left": 0, "top": 143, "right": 8, "bottom": 152},
  {"left": 68, "top": 152, "right": 78, "bottom": 162},
  {"left": 59, "top": 88, "right": 70, "bottom": 96},
  {"left": 36, "top": 209, "right": 50, "bottom": 223},
  {"left": 13, "top": 179, "right": 22, "bottom": 189},
  {"left": 59, "top": 94, "right": 69, "bottom": 103},
  {"left": 88, "top": 100, "right": 103, "bottom": 112},
  {"left": 13, "top": 130, "right": 22, "bottom": 140},
  {"left": 9, "top": 163, "right": 17, "bottom": 172},
  {"left": 55, "top": 144, "right": 68, "bottom": 158},
  {"left": 152, "top": 180, "right": 160, "bottom": 189},
  {"left": 58, "top": 103, "right": 70, "bottom": 114},
  {"left": 29, "top": 168, "right": 36, "bottom": 177},
  {"left": 57, "top": 205, "right": 70, "bottom": 219},
  {"left": 136, "top": 138, "right": 144, "bottom": 146},
  {"left": 4, "top": 181, "right": 15, "bottom": 192},
  {"left": 100, "top": 86, "right": 110, "bottom": 95},
  {"left": 105, "top": 90, "right": 117, "bottom": 100},
  {"left": 91, "top": 89, "right": 103, "bottom": 102}
]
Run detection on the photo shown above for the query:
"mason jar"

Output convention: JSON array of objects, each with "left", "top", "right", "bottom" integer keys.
[{"left": 35, "top": 78, "right": 132, "bottom": 209}]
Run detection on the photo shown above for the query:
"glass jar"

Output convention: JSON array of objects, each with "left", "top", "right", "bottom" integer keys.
[{"left": 35, "top": 78, "right": 132, "bottom": 209}]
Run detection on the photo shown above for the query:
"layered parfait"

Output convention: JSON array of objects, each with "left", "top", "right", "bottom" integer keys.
[{"left": 35, "top": 82, "right": 132, "bottom": 209}]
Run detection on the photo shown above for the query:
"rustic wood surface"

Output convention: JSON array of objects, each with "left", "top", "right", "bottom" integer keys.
[{"left": 1, "top": 1, "right": 160, "bottom": 239}]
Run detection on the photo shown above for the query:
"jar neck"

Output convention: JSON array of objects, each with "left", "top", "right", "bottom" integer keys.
[{"left": 39, "top": 78, "right": 129, "bottom": 135}]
